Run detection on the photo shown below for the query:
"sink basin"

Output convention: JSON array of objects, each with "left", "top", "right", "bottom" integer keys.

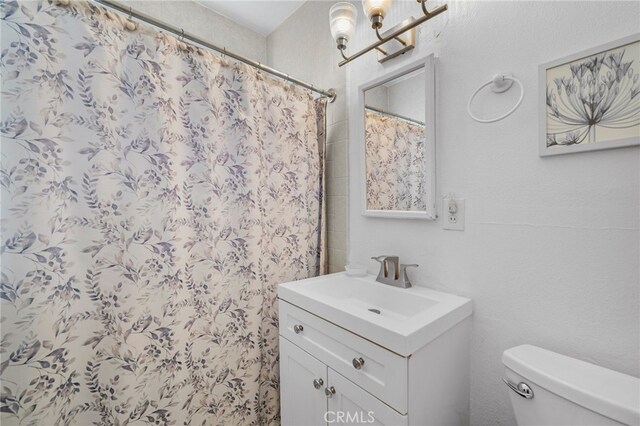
[{"left": 278, "top": 272, "right": 472, "bottom": 356}]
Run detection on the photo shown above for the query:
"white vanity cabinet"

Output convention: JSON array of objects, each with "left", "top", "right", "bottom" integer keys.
[
  {"left": 278, "top": 295, "right": 472, "bottom": 426},
  {"left": 280, "top": 337, "right": 407, "bottom": 426},
  {"left": 279, "top": 337, "right": 329, "bottom": 426}
]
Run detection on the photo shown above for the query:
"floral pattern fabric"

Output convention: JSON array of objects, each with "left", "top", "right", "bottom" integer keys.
[
  {"left": 0, "top": 1, "right": 325, "bottom": 425},
  {"left": 364, "top": 110, "right": 426, "bottom": 211}
]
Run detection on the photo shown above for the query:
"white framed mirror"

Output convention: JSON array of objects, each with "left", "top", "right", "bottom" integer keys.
[{"left": 357, "top": 55, "right": 436, "bottom": 220}]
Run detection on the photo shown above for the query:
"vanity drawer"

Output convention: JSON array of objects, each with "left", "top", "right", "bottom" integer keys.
[{"left": 279, "top": 300, "right": 408, "bottom": 414}]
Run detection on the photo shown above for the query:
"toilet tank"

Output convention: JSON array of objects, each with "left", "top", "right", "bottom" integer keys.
[{"left": 502, "top": 345, "right": 640, "bottom": 426}]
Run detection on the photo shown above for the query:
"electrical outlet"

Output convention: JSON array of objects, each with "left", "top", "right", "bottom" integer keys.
[{"left": 443, "top": 197, "right": 465, "bottom": 231}]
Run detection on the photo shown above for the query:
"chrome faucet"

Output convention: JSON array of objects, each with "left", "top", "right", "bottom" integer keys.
[{"left": 371, "top": 255, "right": 418, "bottom": 288}]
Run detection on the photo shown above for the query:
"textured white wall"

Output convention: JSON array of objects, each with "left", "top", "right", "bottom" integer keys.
[
  {"left": 268, "top": 1, "right": 349, "bottom": 273},
  {"left": 122, "top": 0, "right": 267, "bottom": 63},
  {"left": 347, "top": 1, "right": 639, "bottom": 425}
]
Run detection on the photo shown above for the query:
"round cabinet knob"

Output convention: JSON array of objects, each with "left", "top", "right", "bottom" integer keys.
[
  {"left": 352, "top": 357, "right": 365, "bottom": 370},
  {"left": 293, "top": 324, "right": 304, "bottom": 334},
  {"left": 324, "top": 386, "right": 336, "bottom": 398},
  {"left": 313, "top": 378, "right": 324, "bottom": 389}
]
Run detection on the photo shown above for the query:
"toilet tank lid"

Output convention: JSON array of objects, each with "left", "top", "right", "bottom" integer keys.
[{"left": 502, "top": 345, "right": 640, "bottom": 425}]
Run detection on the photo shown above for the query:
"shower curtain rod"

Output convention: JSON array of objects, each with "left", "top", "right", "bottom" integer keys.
[
  {"left": 93, "top": 0, "right": 337, "bottom": 102},
  {"left": 365, "top": 106, "right": 425, "bottom": 126}
]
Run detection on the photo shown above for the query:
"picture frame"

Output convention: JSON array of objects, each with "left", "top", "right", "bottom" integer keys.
[{"left": 539, "top": 33, "right": 640, "bottom": 157}]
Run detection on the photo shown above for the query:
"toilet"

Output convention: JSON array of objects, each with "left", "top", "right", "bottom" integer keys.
[{"left": 502, "top": 345, "right": 640, "bottom": 425}]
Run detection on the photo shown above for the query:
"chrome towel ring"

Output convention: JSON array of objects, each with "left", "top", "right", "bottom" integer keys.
[{"left": 467, "top": 73, "right": 524, "bottom": 123}]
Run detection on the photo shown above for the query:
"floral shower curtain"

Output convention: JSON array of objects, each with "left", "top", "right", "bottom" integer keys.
[
  {"left": 364, "top": 110, "right": 426, "bottom": 211},
  {"left": 0, "top": 1, "right": 325, "bottom": 425}
]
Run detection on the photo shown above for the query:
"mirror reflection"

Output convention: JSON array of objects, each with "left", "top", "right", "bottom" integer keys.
[{"left": 364, "top": 67, "right": 427, "bottom": 212}]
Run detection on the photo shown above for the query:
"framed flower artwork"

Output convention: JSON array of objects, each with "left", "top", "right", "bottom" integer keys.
[{"left": 539, "top": 33, "right": 640, "bottom": 156}]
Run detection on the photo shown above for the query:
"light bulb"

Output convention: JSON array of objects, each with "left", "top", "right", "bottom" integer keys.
[
  {"left": 329, "top": 2, "right": 357, "bottom": 48},
  {"left": 362, "top": 0, "right": 391, "bottom": 28}
]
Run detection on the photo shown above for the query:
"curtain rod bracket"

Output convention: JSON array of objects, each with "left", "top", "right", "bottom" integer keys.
[{"left": 327, "top": 89, "right": 337, "bottom": 103}]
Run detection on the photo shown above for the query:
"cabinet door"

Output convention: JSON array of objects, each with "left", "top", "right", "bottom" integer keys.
[
  {"left": 326, "top": 369, "right": 408, "bottom": 426},
  {"left": 280, "top": 337, "right": 328, "bottom": 426}
]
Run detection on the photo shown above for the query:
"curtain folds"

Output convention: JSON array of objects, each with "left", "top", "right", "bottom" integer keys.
[
  {"left": 315, "top": 99, "right": 328, "bottom": 276},
  {"left": 0, "top": 2, "right": 325, "bottom": 424}
]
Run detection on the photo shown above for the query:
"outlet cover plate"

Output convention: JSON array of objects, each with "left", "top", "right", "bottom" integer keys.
[{"left": 443, "top": 198, "right": 465, "bottom": 231}]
